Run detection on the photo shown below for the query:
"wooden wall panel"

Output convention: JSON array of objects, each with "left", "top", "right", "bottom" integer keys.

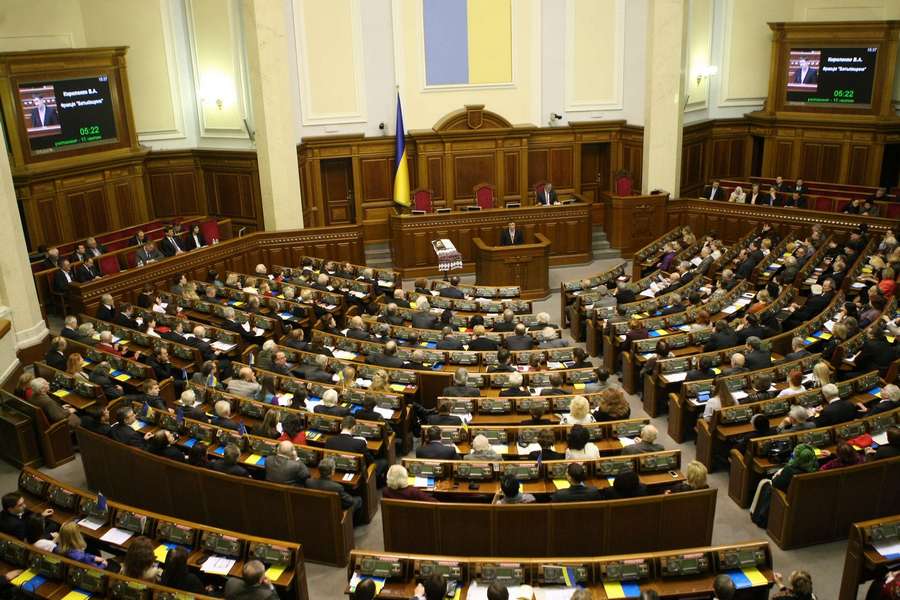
[
  {"left": 550, "top": 148, "right": 574, "bottom": 188},
  {"left": 774, "top": 141, "right": 793, "bottom": 171},
  {"left": 196, "top": 150, "right": 262, "bottom": 232},
  {"left": 848, "top": 146, "right": 870, "bottom": 186},
  {"left": 361, "top": 158, "right": 392, "bottom": 202},
  {"left": 453, "top": 154, "right": 495, "bottom": 200},
  {"left": 148, "top": 173, "right": 176, "bottom": 217},
  {"left": 504, "top": 152, "right": 518, "bottom": 198},
  {"left": 622, "top": 143, "right": 643, "bottom": 191},
  {"left": 426, "top": 157, "right": 443, "bottom": 200},
  {"left": 527, "top": 149, "right": 548, "bottom": 187}
]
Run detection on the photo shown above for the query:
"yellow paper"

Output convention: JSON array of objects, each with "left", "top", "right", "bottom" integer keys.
[
  {"left": 451, "top": 588, "right": 462, "bottom": 600},
  {"left": 573, "top": 383, "right": 585, "bottom": 390},
  {"left": 61, "top": 592, "right": 91, "bottom": 600},
  {"left": 654, "top": 329, "right": 668, "bottom": 336},
  {"left": 458, "top": 327, "right": 468, "bottom": 332},
  {"left": 805, "top": 337, "right": 817, "bottom": 343},
  {"left": 603, "top": 581, "right": 626, "bottom": 599},
  {"left": 408, "top": 476, "right": 417, "bottom": 486},
  {"left": 11, "top": 570, "right": 36, "bottom": 586},
  {"left": 818, "top": 332, "right": 832, "bottom": 340},
  {"left": 114, "top": 373, "right": 131, "bottom": 381},
  {"left": 153, "top": 545, "right": 170, "bottom": 562},
  {"left": 244, "top": 454, "right": 263, "bottom": 465},
  {"left": 552, "top": 479, "right": 570, "bottom": 490},
  {"left": 888, "top": 336, "right": 896, "bottom": 344},
  {"left": 813, "top": 448, "right": 824, "bottom": 458},
  {"left": 52, "top": 389, "right": 70, "bottom": 398},
  {"left": 742, "top": 566, "right": 768, "bottom": 586},
  {"left": 265, "top": 564, "right": 288, "bottom": 581},
  {"left": 389, "top": 384, "right": 406, "bottom": 392}
]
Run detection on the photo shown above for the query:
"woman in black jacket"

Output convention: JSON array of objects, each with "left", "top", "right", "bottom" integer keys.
[{"left": 160, "top": 546, "right": 203, "bottom": 593}]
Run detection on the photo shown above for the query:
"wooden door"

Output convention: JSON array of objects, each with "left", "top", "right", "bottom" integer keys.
[{"left": 321, "top": 158, "right": 355, "bottom": 225}]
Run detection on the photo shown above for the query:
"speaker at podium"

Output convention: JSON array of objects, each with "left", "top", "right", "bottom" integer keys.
[{"left": 473, "top": 230, "right": 551, "bottom": 300}]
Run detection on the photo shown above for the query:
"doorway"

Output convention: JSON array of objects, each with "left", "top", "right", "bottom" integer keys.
[{"left": 320, "top": 158, "right": 355, "bottom": 225}]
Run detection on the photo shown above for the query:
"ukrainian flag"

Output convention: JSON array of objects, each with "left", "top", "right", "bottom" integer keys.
[{"left": 393, "top": 93, "right": 410, "bottom": 208}]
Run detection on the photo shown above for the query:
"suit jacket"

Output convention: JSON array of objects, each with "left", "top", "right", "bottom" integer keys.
[
  {"left": 441, "top": 385, "right": 480, "bottom": 398},
  {"left": 211, "top": 461, "right": 249, "bottom": 477},
  {"left": 30, "top": 105, "right": 58, "bottom": 127},
  {"left": 61, "top": 327, "right": 80, "bottom": 341},
  {"left": 314, "top": 405, "right": 349, "bottom": 417},
  {"left": 791, "top": 293, "right": 832, "bottom": 322},
  {"left": 815, "top": 399, "right": 857, "bottom": 427},
  {"left": 436, "top": 338, "right": 464, "bottom": 350},
  {"left": 115, "top": 313, "right": 141, "bottom": 330},
  {"left": 427, "top": 414, "right": 465, "bottom": 426},
  {"left": 703, "top": 186, "right": 724, "bottom": 201},
  {"left": 536, "top": 188, "right": 559, "bottom": 205},
  {"left": 737, "top": 326, "right": 770, "bottom": 344},
  {"left": 212, "top": 416, "right": 241, "bottom": 431},
  {"left": 499, "top": 228, "right": 524, "bottom": 246},
  {"left": 44, "top": 350, "right": 66, "bottom": 371},
  {"left": 685, "top": 369, "right": 716, "bottom": 382},
  {"left": 325, "top": 433, "right": 373, "bottom": 463},
  {"left": 368, "top": 353, "right": 405, "bottom": 369},
  {"left": 504, "top": 335, "right": 534, "bottom": 350},
  {"left": 159, "top": 236, "right": 183, "bottom": 257},
  {"left": 439, "top": 286, "right": 465, "bottom": 299},
  {"left": 416, "top": 441, "right": 458, "bottom": 460},
  {"left": 539, "top": 338, "right": 568, "bottom": 349},
  {"left": 499, "top": 387, "right": 529, "bottom": 397},
  {"left": 856, "top": 339, "right": 899, "bottom": 372},
  {"left": 615, "top": 289, "right": 637, "bottom": 304},
  {"left": 31, "top": 392, "right": 69, "bottom": 423},
  {"left": 468, "top": 337, "right": 499, "bottom": 351},
  {"left": 745, "top": 349, "right": 772, "bottom": 370},
  {"left": 265, "top": 454, "right": 310, "bottom": 485},
  {"left": 346, "top": 328, "right": 371, "bottom": 341},
  {"left": 223, "top": 579, "right": 279, "bottom": 600},
  {"left": 793, "top": 68, "right": 817, "bottom": 84},
  {"left": 185, "top": 233, "right": 207, "bottom": 250},
  {"left": 52, "top": 269, "right": 74, "bottom": 293},
  {"left": 109, "top": 423, "right": 147, "bottom": 449},
  {"left": 187, "top": 337, "right": 217, "bottom": 362},
  {"left": 0, "top": 510, "right": 29, "bottom": 540},
  {"left": 550, "top": 484, "right": 603, "bottom": 502},
  {"left": 74, "top": 263, "right": 101, "bottom": 283},
  {"left": 306, "top": 477, "right": 358, "bottom": 509},
  {"left": 97, "top": 304, "right": 116, "bottom": 322},
  {"left": 411, "top": 311, "right": 439, "bottom": 330},
  {"left": 703, "top": 331, "right": 739, "bottom": 352},
  {"left": 136, "top": 248, "right": 163, "bottom": 264}
]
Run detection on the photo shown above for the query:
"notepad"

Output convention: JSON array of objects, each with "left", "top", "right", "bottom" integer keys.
[
  {"left": 201, "top": 556, "right": 236, "bottom": 575},
  {"left": 113, "top": 373, "right": 131, "bottom": 381},
  {"left": 60, "top": 591, "right": 92, "bottom": 600},
  {"left": 552, "top": 479, "right": 570, "bottom": 490},
  {"left": 573, "top": 383, "right": 585, "bottom": 390},
  {"left": 100, "top": 527, "right": 134, "bottom": 545},
  {"left": 724, "top": 567, "right": 768, "bottom": 588},
  {"left": 244, "top": 453, "right": 263, "bottom": 465},
  {"left": 52, "top": 389, "right": 70, "bottom": 398},
  {"left": 77, "top": 516, "right": 106, "bottom": 531},
  {"left": 603, "top": 580, "right": 641, "bottom": 598},
  {"left": 153, "top": 542, "right": 178, "bottom": 562},
  {"left": 11, "top": 570, "right": 39, "bottom": 587},
  {"left": 265, "top": 564, "right": 288, "bottom": 581},
  {"left": 873, "top": 539, "right": 900, "bottom": 559},
  {"left": 389, "top": 384, "right": 407, "bottom": 392}
]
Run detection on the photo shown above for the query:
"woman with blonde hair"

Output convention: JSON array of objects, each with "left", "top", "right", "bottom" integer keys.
[
  {"left": 748, "top": 289, "right": 771, "bottom": 314},
  {"left": 812, "top": 361, "right": 832, "bottom": 387},
  {"left": 55, "top": 521, "right": 107, "bottom": 568},
  {"left": 182, "top": 281, "right": 199, "bottom": 301},
  {"left": 667, "top": 460, "right": 709, "bottom": 493},
  {"left": 65, "top": 353, "right": 89, "bottom": 381},
  {"left": 593, "top": 388, "right": 631, "bottom": 422},
  {"left": 369, "top": 370, "right": 390, "bottom": 393},
  {"left": 382, "top": 464, "right": 436, "bottom": 502},
  {"left": 338, "top": 365, "right": 357, "bottom": 389},
  {"left": 224, "top": 272, "right": 240, "bottom": 288},
  {"left": 728, "top": 186, "right": 746, "bottom": 203},
  {"left": 702, "top": 379, "right": 737, "bottom": 420},
  {"left": 14, "top": 371, "right": 35, "bottom": 400},
  {"left": 564, "top": 396, "right": 594, "bottom": 425}
]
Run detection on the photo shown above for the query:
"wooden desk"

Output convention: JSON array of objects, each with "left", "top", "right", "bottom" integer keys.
[
  {"left": 388, "top": 203, "right": 591, "bottom": 278},
  {"left": 473, "top": 234, "right": 551, "bottom": 300},
  {"left": 600, "top": 191, "right": 669, "bottom": 257}
]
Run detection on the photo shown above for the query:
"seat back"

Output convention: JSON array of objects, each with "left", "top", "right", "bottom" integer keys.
[
  {"left": 200, "top": 220, "right": 220, "bottom": 244},
  {"left": 811, "top": 196, "right": 832, "bottom": 212},
  {"left": 98, "top": 254, "right": 121, "bottom": 276},
  {"left": 412, "top": 189, "right": 434, "bottom": 212},
  {"left": 883, "top": 202, "right": 900, "bottom": 220},
  {"left": 534, "top": 181, "right": 547, "bottom": 198},
  {"left": 834, "top": 198, "right": 851, "bottom": 213},
  {"left": 474, "top": 184, "right": 495, "bottom": 209},
  {"left": 615, "top": 176, "right": 633, "bottom": 196}
]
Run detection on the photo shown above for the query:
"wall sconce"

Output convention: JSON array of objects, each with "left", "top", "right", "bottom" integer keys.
[
  {"left": 694, "top": 64, "right": 718, "bottom": 86},
  {"left": 199, "top": 70, "right": 235, "bottom": 112}
]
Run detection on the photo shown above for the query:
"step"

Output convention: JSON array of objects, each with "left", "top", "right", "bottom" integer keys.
[
  {"left": 593, "top": 249, "right": 621, "bottom": 259},
  {"left": 593, "top": 241, "right": 611, "bottom": 250}
]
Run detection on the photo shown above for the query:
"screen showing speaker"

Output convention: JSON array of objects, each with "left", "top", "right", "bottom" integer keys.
[
  {"left": 18, "top": 75, "right": 118, "bottom": 154},
  {"left": 785, "top": 47, "right": 878, "bottom": 106}
]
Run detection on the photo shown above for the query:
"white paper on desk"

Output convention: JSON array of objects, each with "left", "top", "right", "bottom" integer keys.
[
  {"left": 306, "top": 398, "right": 323, "bottom": 411},
  {"left": 618, "top": 436, "right": 636, "bottom": 446},
  {"left": 201, "top": 556, "right": 236, "bottom": 575},
  {"left": 468, "top": 583, "right": 534, "bottom": 600},
  {"left": 531, "top": 387, "right": 544, "bottom": 395},
  {"left": 490, "top": 444, "right": 507, "bottom": 455},
  {"left": 873, "top": 539, "right": 900, "bottom": 558},
  {"left": 413, "top": 476, "right": 432, "bottom": 488},
  {"left": 546, "top": 362, "right": 564, "bottom": 370},
  {"left": 690, "top": 256, "right": 702, "bottom": 266},
  {"left": 240, "top": 321, "right": 251, "bottom": 332},
  {"left": 459, "top": 413, "right": 473, "bottom": 424},
  {"left": 734, "top": 298, "right": 751, "bottom": 307},
  {"left": 665, "top": 372, "right": 688, "bottom": 383},
  {"left": 77, "top": 516, "right": 106, "bottom": 531},
  {"left": 252, "top": 327, "right": 265, "bottom": 337},
  {"left": 534, "top": 587, "right": 579, "bottom": 600},
  {"left": 373, "top": 406, "right": 395, "bottom": 419},
  {"left": 873, "top": 432, "right": 889, "bottom": 445},
  {"left": 640, "top": 288, "right": 656, "bottom": 298},
  {"left": 720, "top": 305, "right": 738, "bottom": 315},
  {"left": 333, "top": 350, "right": 358, "bottom": 360},
  {"left": 100, "top": 527, "right": 134, "bottom": 545},
  {"left": 824, "top": 320, "right": 835, "bottom": 332},
  {"left": 844, "top": 351, "right": 860, "bottom": 364},
  {"left": 276, "top": 393, "right": 294, "bottom": 407},
  {"left": 322, "top": 304, "right": 337, "bottom": 310},
  {"left": 350, "top": 291, "right": 366, "bottom": 299},
  {"left": 211, "top": 341, "right": 236, "bottom": 352},
  {"left": 517, "top": 443, "right": 542, "bottom": 456},
  {"left": 378, "top": 280, "right": 393, "bottom": 288},
  {"left": 732, "top": 390, "right": 749, "bottom": 401}
]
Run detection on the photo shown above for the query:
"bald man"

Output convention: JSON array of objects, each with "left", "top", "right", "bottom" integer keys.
[{"left": 265, "top": 441, "right": 309, "bottom": 486}]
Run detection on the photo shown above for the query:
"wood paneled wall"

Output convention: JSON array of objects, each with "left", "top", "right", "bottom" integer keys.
[{"left": 681, "top": 119, "right": 752, "bottom": 198}]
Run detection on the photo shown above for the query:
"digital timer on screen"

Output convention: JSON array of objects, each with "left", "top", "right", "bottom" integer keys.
[
  {"left": 18, "top": 75, "right": 118, "bottom": 154},
  {"left": 785, "top": 47, "right": 878, "bottom": 106}
]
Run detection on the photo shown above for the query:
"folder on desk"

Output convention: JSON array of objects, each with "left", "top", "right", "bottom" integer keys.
[
  {"left": 602, "top": 581, "right": 641, "bottom": 598},
  {"left": 723, "top": 568, "right": 768, "bottom": 588}
]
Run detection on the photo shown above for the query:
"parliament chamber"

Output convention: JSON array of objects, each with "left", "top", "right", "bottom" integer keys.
[{"left": 0, "top": 3, "right": 900, "bottom": 600}]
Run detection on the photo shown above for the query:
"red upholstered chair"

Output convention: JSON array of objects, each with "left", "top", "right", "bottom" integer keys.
[
  {"left": 615, "top": 175, "right": 633, "bottom": 196},
  {"left": 98, "top": 254, "right": 121, "bottom": 275},
  {"left": 811, "top": 196, "right": 832, "bottom": 212},
  {"left": 883, "top": 203, "right": 900, "bottom": 220},
  {"left": 412, "top": 188, "right": 434, "bottom": 212},
  {"left": 834, "top": 198, "right": 851, "bottom": 213},
  {"left": 534, "top": 181, "right": 547, "bottom": 197},
  {"left": 473, "top": 183, "right": 496, "bottom": 209},
  {"left": 105, "top": 240, "right": 127, "bottom": 252},
  {"left": 123, "top": 250, "right": 138, "bottom": 269},
  {"left": 200, "top": 219, "right": 221, "bottom": 243}
]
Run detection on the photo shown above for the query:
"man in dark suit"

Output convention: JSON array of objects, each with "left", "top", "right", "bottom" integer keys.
[
  {"left": 504, "top": 324, "right": 534, "bottom": 350},
  {"left": 540, "top": 373, "right": 568, "bottom": 396},
  {"left": 60, "top": 316, "right": 80, "bottom": 341},
  {"left": 852, "top": 331, "right": 899, "bottom": 376},
  {"left": 74, "top": 257, "right": 101, "bottom": 282},
  {"left": 491, "top": 310, "right": 516, "bottom": 332},
  {"left": 147, "top": 430, "right": 187, "bottom": 463},
  {"left": 744, "top": 337, "right": 772, "bottom": 370},
  {"left": 136, "top": 241, "right": 163, "bottom": 265},
  {"left": 265, "top": 441, "right": 310, "bottom": 485},
  {"left": 438, "top": 276, "right": 466, "bottom": 299},
  {"left": 96, "top": 294, "right": 116, "bottom": 322},
  {"left": 368, "top": 341, "right": 405, "bottom": 368},
  {"left": 305, "top": 458, "right": 363, "bottom": 523},
  {"left": 411, "top": 299, "right": 439, "bottom": 330},
  {"left": 736, "top": 315, "right": 771, "bottom": 344},
  {"left": 499, "top": 222, "right": 524, "bottom": 246},
  {"left": 703, "top": 180, "right": 724, "bottom": 201},
  {"left": 815, "top": 384, "right": 859, "bottom": 427},
  {"left": 44, "top": 337, "right": 67, "bottom": 371},
  {"left": 614, "top": 283, "right": 636, "bottom": 304},
  {"left": 685, "top": 357, "right": 717, "bottom": 382},
  {"left": 468, "top": 325, "right": 499, "bottom": 351},
  {"left": 416, "top": 426, "right": 458, "bottom": 459},
  {"left": 223, "top": 561, "right": 280, "bottom": 600},
  {"left": 783, "top": 282, "right": 834, "bottom": 329},
  {"left": 70, "top": 243, "right": 88, "bottom": 264},
  {"left": 427, "top": 404, "right": 464, "bottom": 425},
  {"left": 703, "top": 320, "right": 739, "bottom": 352},
  {"left": 52, "top": 260, "right": 74, "bottom": 294},
  {"left": 159, "top": 227, "right": 184, "bottom": 257},
  {"left": 109, "top": 406, "right": 152, "bottom": 449},
  {"left": 498, "top": 373, "right": 528, "bottom": 397},
  {"left": 345, "top": 316, "right": 371, "bottom": 341},
  {"left": 29, "top": 377, "right": 74, "bottom": 423},
  {"left": 550, "top": 463, "right": 602, "bottom": 502},
  {"left": 436, "top": 328, "right": 464, "bottom": 350},
  {"left": 0, "top": 493, "right": 55, "bottom": 540},
  {"left": 29, "top": 96, "right": 58, "bottom": 128},
  {"left": 326, "top": 417, "right": 387, "bottom": 485},
  {"left": 487, "top": 348, "right": 515, "bottom": 373},
  {"left": 441, "top": 368, "right": 480, "bottom": 397},
  {"left": 85, "top": 237, "right": 106, "bottom": 257},
  {"left": 536, "top": 183, "right": 558, "bottom": 206},
  {"left": 792, "top": 59, "right": 818, "bottom": 84},
  {"left": 783, "top": 191, "right": 806, "bottom": 209},
  {"left": 114, "top": 304, "right": 141, "bottom": 330},
  {"left": 212, "top": 399, "right": 241, "bottom": 431},
  {"left": 41, "top": 248, "right": 60, "bottom": 270},
  {"left": 210, "top": 444, "right": 250, "bottom": 477}
]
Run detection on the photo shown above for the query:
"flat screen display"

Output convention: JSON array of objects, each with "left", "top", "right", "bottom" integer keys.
[
  {"left": 785, "top": 47, "right": 878, "bottom": 106},
  {"left": 18, "top": 75, "right": 118, "bottom": 155}
]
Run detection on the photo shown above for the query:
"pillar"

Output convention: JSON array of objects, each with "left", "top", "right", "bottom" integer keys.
[
  {"left": 642, "top": 0, "right": 688, "bottom": 196},
  {"left": 0, "top": 123, "right": 49, "bottom": 357},
  {"left": 242, "top": 0, "right": 304, "bottom": 230}
]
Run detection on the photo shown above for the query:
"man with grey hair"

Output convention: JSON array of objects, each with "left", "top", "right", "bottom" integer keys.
[
  {"left": 538, "top": 326, "right": 568, "bottom": 349},
  {"left": 227, "top": 367, "right": 261, "bottom": 399},
  {"left": 392, "top": 288, "right": 410, "bottom": 308},
  {"left": 312, "top": 273, "right": 330, "bottom": 291},
  {"left": 783, "top": 336, "right": 811, "bottom": 362},
  {"left": 305, "top": 457, "right": 363, "bottom": 522},
  {"left": 442, "top": 367, "right": 480, "bottom": 397},
  {"left": 720, "top": 353, "right": 747, "bottom": 376},
  {"left": 815, "top": 382, "right": 859, "bottom": 427},
  {"left": 61, "top": 315, "right": 80, "bottom": 341},
  {"left": 265, "top": 441, "right": 310, "bottom": 486},
  {"left": 529, "top": 311, "right": 557, "bottom": 331},
  {"left": 368, "top": 340, "right": 404, "bottom": 368},
  {"left": 30, "top": 378, "right": 75, "bottom": 423},
  {"left": 412, "top": 297, "right": 439, "bottom": 330},
  {"left": 499, "top": 372, "right": 528, "bottom": 397},
  {"left": 405, "top": 349, "right": 427, "bottom": 371},
  {"left": 595, "top": 285, "right": 618, "bottom": 308},
  {"left": 382, "top": 302, "right": 405, "bottom": 326},
  {"left": 505, "top": 323, "right": 533, "bottom": 350},
  {"left": 492, "top": 309, "right": 516, "bottom": 332},
  {"left": 744, "top": 336, "right": 772, "bottom": 370},
  {"left": 621, "top": 424, "right": 665, "bottom": 455},
  {"left": 346, "top": 316, "right": 371, "bottom": 341},
  {"left": 224, "top": 560, "right": 279, "bottom": 600},
  {"left": 97, "top": 294, "right": 116, "bottom": 322},
  {"left": 778, "top": 405, "right": 814, "bottom": 432}
]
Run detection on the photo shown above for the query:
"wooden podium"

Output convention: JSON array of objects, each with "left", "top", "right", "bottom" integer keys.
[{"left": 473, "top": 233, "right": 551, "bottom": 300}]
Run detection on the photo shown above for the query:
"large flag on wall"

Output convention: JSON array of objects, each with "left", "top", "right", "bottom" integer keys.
[{"left": 393, "top": 93, "right": 410, "bottom": 208}]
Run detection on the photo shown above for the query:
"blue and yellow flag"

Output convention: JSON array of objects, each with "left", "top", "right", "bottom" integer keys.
[{"left": 393, "top": 93, "right": 411, "bottom": 208}]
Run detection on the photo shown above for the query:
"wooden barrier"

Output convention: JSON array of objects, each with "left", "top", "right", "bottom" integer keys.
[{"left": 839, "top": 514, "right": 900, "bottom": 600}]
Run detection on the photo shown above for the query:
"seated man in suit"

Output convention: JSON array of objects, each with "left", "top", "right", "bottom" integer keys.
[
  {"left": 536, "top": 182, "right": 558, "bottom": 206},
  {"left": 538, "top": 327, "right": 568, "bottom": 349},
  {"left": 743, "top": 336, "right": 772, "bottom": 370},
  {"left": 314, "top": 389, "right": 349, "bottom": 417},
  {"left": 491, "top": 309, "right": 516, "bottom": 332},
  {"left": 147, "top": 429, "right": 187, "bottom": 462},
  {"left": 282, "top": 327, "right": 308, "bottom": 351},
  {"left": 487, "top": 348, "right": 515, "bottom": 373},
  {"left": 815, "top": 383, "right": 861, "bottom": 427},
  {"left": 468, "top": 325, "right": 499, "bottom": 351},
  {"left": 136, "top": 241, "right": 163, "bottom": 265},
  {"left": 621, "top": 424, "right": 665, "bottom": 455},
  {"left": 71, "top": 244, "right": 89, "bottom": 265},
  {"left": 499, "top": 221, "right": 524, "bottom": 246},
  {"left": 159, "top": 226, "right": 185, "bottom": 257},
  {"left": 109, "top": 406, "right": 153, "bottom": 449},
  {"left": 265, "top": 441, "right": 310, "bottom": 485},
  {"left": 52, "top": 259, "right": 75, "bottom": 294},
  {"left": 703, "top": 320, "right": 739, "bottom": 352},
  {"left": 368, "top": 340, "right": 405, "bottom": 368},
  {"left": 540, "top": 372, "right": 568, "bottom": 396},
  {"left": 269, "top": 351, "right": 293, "bottom": 376},
  {"left": 177, "top": 389, "right": 210, "bottom": 422},
  {"left": 224, "top": 561, "right": 279, "bottom": 600},
  {"left": 44, "top": 336, "right": 67, "bottom": 371},
  {"left": 427, "top": 404, "right": 464, "bottom": 426},
  {"left": 499, "top": 372, "right": 528, "bottom": 397},
  {"left": 85, "top": 237, "right": 106, "bottom": 257},
  {"left": 29, "top": 377, "right": 75, "bottom": 423},
  {"left": 96, "top": 294, "right": 117, "bottom": 322},
  {"left": 685, "top": 357, "right": 716, "bottom": 382},
  {"left": 438, "top": 276, "right": 466, "bottom": 299},
  {"left": 436, "top": 327, "right": 464, "bottom": 350},
  {"left": 60, "top": 316, "right": 83, "bottom": 342},
  {"left": 114, "top": 303, "right": 141, "bottom": 330},
  {"left": 504, "top": 323, "right": 534, "bottom": 350},
  {"left": 303, "top": 354, "right": 334, "bottom": 383},
  {"left": 600, "top": 471, "right": 648, "bottom": 500},
  {"left": 441, "top": 368, "right": 480, "bottom": 398},
  {"left": 345, "top": 316, "right": 371, "bottom": 341},
  {"left": 211, "top": 443, "right": 249, "bottom": 477},
  {"left": 41, "top": 247, "right": 60, "bottom": 270},
  {"left": 381, "top": 303, "right": 406, "bottom": 326},
  {"left": 305, "top": 457, "right": 363, "bottom": 523},
  {"left": 416, "top": 426, "right": 458, "bottom": 459},
  {"left": 702, "top": 180, "right": 724, "bottom": 201},
  {"left": 212, "top": 399, "right": 241, "bottom": 431},
  {"left": 411, "top": 298, "right": 439, "bottom": 330},
  {"left": 403, "top": 349, "right": 427, "bottom": 371},
  {"left": 227, "top": 367, "right": 262, "bottom": 399},
  {"left": 0, "top": 492, "right": 56, "bottom": 541},
  {"left": 326, "top": 416, "right": 387, "bottom": 484},
  {"left": 549, "top": 463, "right": 602, "bottom": 502}
]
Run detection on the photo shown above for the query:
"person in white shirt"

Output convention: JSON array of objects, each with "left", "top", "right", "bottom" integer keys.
[
  {"left": 777, "top": 370, "right": 806, "bottom": 398},
  {"left": 703, "top": 380, "right": 738, "bottom": 420},
  {"left": 563, "top": 396, "right": 595, "bottom": 425},
  {"left": 728, "top": 186, "right": 746, "bottom": 203},
  {"left": 565, "top": 424, "right": 600, "bottom": 459}
]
